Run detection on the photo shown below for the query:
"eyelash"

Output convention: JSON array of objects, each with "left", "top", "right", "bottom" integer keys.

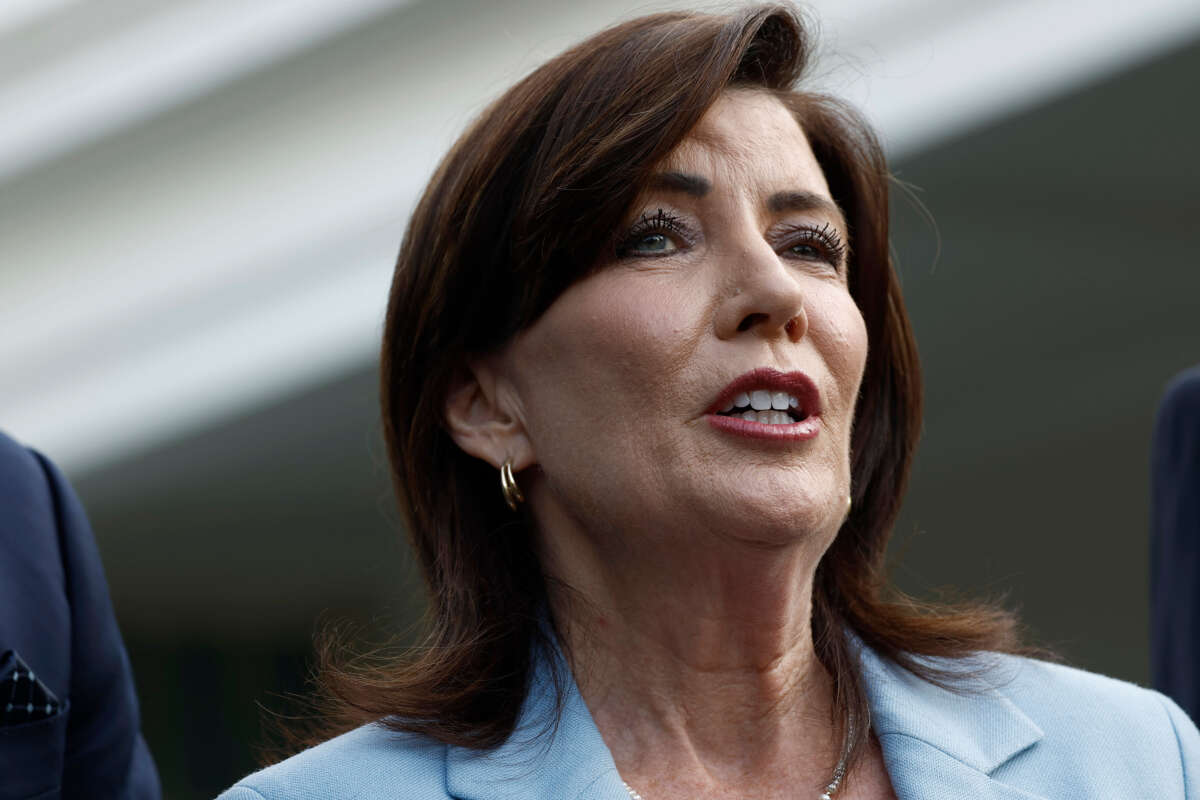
[
  {"left": 615, "top": 209, "right": 689, "bottom": 257},
  {"left": 616, "top": 210, "right": 847, "bottom": 271},
  {"left": 778, "top": 221, "right": 847, "bottom": 269}
]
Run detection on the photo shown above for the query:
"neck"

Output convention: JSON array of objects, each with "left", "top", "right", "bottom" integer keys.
[{"left": 541, "top": 513, "right": 845, "bottom": 796}]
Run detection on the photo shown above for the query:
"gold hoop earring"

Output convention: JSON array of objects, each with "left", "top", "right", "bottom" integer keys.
[
  {"left": 845, "top": 494, "right": 853, "bottom": 515},
  {"left": 500, "top": 461, "right": 524, "bottom": 511}
]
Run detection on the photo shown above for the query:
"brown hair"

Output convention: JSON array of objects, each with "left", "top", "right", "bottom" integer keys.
[{"left": 309, "top": 2, "right": 1026, "bottom": 772}]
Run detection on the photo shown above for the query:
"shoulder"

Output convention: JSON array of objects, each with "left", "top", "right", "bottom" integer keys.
[
  {"left": 991, "top": 654, "right": 1200, "bottom": 788},
  {"left": 868, "top": 645, "right": 1194, "bottom": 744},
  {"left": 1154, "top": 365, "right": 1200, "bottom": 443},
  {"left": 0, "top": 429, "right": 105, "bottom": 635},
  {"left": 0, "top": 430, "right": 89, "bottom": 566},
  {"left": 0, "top": 430, "right": 115, "bottom": 603},
  {"left": 1158, "top": 365, "right": 1200, "bottom": 416},
  {"left": 998, "top": 653, "right": 1182, "bottom": 721},
  {"left": 0, "top": 429, "right": 41, "bottom": 472},
  {"left": 861, "top": 642, "right": 1200, "bottom": 796},
  {"left": 0, "top": 430, "right": 58, "bottom": 535},
  {"left": 218, "top": 723, "right": 450, "bottom": 800},
  {"left": 0, "top": 430, "right": 72, "bottom": 675}
]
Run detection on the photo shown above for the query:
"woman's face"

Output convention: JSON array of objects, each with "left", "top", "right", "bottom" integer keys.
[{"left": 499, "top": 89, "right": 868, "bottom": 553}]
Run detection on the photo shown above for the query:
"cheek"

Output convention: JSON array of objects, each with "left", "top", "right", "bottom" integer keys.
[
  {"left": 509, "top": 274, "right": 704, "bottom": 434},
  {"left": 816, "top": 292, "right": 870, "bottom": 408},
  {"left": 540, "top": 274, "right": 699, "bottom": 377},
  {"left": 841, "top": 306, "right": 869, "bottom": 387}
]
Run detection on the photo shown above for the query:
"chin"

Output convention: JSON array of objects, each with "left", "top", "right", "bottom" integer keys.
[{"left": 697, "top": 480, "right": 843, "bottom": 546}]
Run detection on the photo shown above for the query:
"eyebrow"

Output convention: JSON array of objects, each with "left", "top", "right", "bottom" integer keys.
[
  {"left": 646, "top": 172, "right": 847, "bottom": 231},
  {"left": 647, "top": 171, "right": 711, "bottom": 197},
  {"left": 767, "top": 190, "right": 847, "bottom": 231}
]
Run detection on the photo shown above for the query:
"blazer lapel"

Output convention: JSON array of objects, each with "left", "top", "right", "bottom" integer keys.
[
  {"left": 446, "top": 637, "right": 1051, "bottom": 800},
  {"left": 443, "top": 651, "right": 629, "bottom": 800},
  {"left": 856, "top": 642, "right": 1048, "bottom": 800}
]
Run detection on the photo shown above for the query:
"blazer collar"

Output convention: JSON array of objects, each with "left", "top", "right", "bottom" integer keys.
[
  {"left": 444, "top": 646, "right": 629, "bottom": 800},
  {"left": 445, "top": 637, "right": 1047, "bottom": 800},
  {"left": 854, "top": 640, "right": 1047, "bottom": 799}
]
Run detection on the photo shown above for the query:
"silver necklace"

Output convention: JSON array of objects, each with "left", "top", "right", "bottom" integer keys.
[{"left": 621, "top": 708, "right": 857, "bottom": 800}]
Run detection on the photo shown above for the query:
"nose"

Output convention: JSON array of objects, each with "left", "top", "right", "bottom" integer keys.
[{"left": 715, "top": 241, "right": 807, "bottom": 343}]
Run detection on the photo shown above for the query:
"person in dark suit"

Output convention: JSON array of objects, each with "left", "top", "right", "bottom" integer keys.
[
  {"left": 0, "top": 431, "right": 159, "bottom": 799},
  {"left": 1152, "top": 366, "right": 1200, "bottom": 721}
]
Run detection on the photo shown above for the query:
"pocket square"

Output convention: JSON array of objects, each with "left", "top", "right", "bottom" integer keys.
[{"left": 1, "top": 650, "right": 61, "bottom": 726}]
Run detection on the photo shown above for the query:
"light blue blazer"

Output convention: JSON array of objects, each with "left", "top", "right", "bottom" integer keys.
[{"left": 218, "top": 641, "right": 1200, "bottom": 799}]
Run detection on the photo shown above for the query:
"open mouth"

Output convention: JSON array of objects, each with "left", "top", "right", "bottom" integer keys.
[
  {"left": 716, "top": 389, "right": 808, "bottom": 425},
  {"left": 706, "top": 368, "right": 822, "bottom": 440}
]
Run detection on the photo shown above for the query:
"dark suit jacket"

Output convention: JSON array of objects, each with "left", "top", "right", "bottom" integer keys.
[
  {"left": 0, "top": 432, "right": 159, "bottom": 799},
  {"left": 1152, "top": 366, "right": 1200, "bottom": 722}
]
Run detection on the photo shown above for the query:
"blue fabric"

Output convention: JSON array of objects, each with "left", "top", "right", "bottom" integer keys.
[
  {"left": 219, "top": 636, "right": 1200, "bottom": 799},
  {"left": 1153, "top": 365, "right": 1200, "bottom": 721},
  {"left": 0, "top": 432, "right": 160, "bottom": 800}
]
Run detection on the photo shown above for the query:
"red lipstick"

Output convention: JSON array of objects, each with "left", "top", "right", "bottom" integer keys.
[{"left": 706, "top": 367, "right": 822, "bottom": 442}]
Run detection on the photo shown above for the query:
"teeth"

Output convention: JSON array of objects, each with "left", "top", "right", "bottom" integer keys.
[
  {"left": 721, "top": 388, "right": 802, "bottom": 415},
  {"left": 733, "top": 410, "right": 795, "bottom": 425}
]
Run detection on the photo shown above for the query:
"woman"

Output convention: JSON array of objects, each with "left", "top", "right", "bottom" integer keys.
[{"left": 220, "top": 6, "right": 1199, "bottom": 799}]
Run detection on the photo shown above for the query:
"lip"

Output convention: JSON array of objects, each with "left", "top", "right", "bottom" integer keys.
[{"left": 705, "top": 367, "right": 822, "bottom": 441}]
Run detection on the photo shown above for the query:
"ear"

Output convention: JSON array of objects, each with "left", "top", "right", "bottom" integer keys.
[{"left": 443, "top": 359, "right": 536, "bottom": 471}]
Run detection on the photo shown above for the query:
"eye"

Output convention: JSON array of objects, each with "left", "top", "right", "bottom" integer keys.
[
  {"left": 627, "top": 232, "right": 677, "bottom": 255},
  {"left": 616, "top": 208, "right": 690, "bottom": 258},
  {"left": 778, "top": 221, "right": 847, "bottom": 270},
  {"left": 789, "top": 242, "right": 823, "bottom": 259}
]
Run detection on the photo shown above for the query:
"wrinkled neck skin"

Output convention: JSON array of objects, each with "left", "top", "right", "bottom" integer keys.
[{"left": 536, "top": 495, "right": 850, "bottom": 799}]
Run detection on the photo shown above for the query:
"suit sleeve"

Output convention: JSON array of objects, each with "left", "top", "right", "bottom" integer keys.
[
  {"left": 32, "top": 451, "right": 162, "bottom": 800},
  {"left": 1156, "top": 691, "right": 1200, "bottom": 798}
]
